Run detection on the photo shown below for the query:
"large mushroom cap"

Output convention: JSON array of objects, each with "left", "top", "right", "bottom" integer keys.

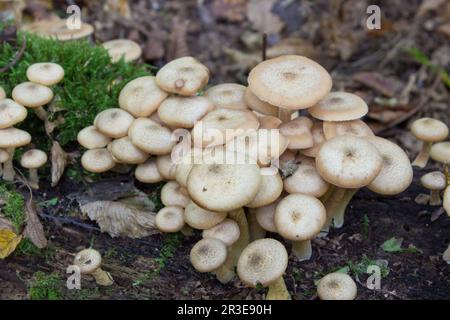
[
  {"left": 26, "top": 62, "right": 64, "bottom": 86},
  {"left": 77, "top": 125, "right": 111, "bottom": 149},
  {"left": 317, "top": 272, "right": 357, "bottom": 300},
  {"left": 202, "top": 218, "right": 240, "bottom": 246},
  {"left": 308, "top": 92, "right": 368, "bottom": 121},
  {"left": 430, "top": 142, "right": 450, "bottom": 164},
  {"left": 420, "top": 171, "right": 446, "bottom": 191},
  {"left": 158, "top": 96, "right": 213, "bottom": 128},
  {"left": 237, "top": 238, "right": 288, "bottom": 287},
  {"left": 366, "top": 136, "right": 413, "bottom": 195},
  {"left": 161, "top": 181, "right": 190, "bottom": 208},
  {"left": 246, "top": 172, "right": 283, "bottom": 208},
  {"left": 135, "top": 159, "right": 163, "bottom": 183},
  {"left": 20, "top": 149, "right": 47, "bottom": 169},
  {"left": 110, "top": 137, "right": 148, "bottom": 164},
  {"left": 156, "top": 56, "right": 209, "bottom": 96},
  {"left": 323, "top": 119, "right": 374, "bottom": 140},
  {"left": 205, "top": 83, "right": 247, "bottom": 110},
  {"left": 316, "top": 135, "right": 383, "bottom": 188},
  {"left": 94, "top": 108, "right": 134, "bottom": 138},
  {"left": 74, "top": 248, "right": 102, "bottom": 274},
  {"left": 12, "top": 82, "right": 53, "bottom": 108},
  {"left": 244, "top": 88, "right": 278, "bottom": 116},
  {"left": 0, "top": 99, "right": 27, "bottom": 129},
  {"left": 284, "top": 164, "right": 329, "bottom": 197},
  {"left": 190, "top": 238, "right": 227, "bottom": 273},
  {"left": 119, "top": 76, "right": 168, "bottom": 117},
  {"left": 81, "top": 148, "right": 115, "bottom": 173},
  {"left": 248, "top": 55, "right": 332, "bottom": 110},
  {"left": 155, "top": 206, "right": 185, "bottom": 233},
  {"left": 184, "top": 200, "right": 227, "bottom": 230},
  {"left": 128, "top": 118, "right": 176, "bottom": 155},
  {"left": 411, "top": 118, "right": 449, "bottom": 142},
  {"left": 0, "top": 127, "right": 31, "bottom": 149},
  {"left": 102, "top": 39, "right": 142, "bottom": 63}
]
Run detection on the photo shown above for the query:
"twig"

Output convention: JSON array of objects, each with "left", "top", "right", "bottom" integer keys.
[
  {"left": 0, "top": 32, "right": 26, "bottom": 73},
  {"left": 262, "top": 33, "right": 267, "bottom": 62}
]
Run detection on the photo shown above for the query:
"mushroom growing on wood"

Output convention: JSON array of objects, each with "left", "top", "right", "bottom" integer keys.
[
  {"left": 0, "top": 127, "right": 32, "bottom": 181},
  {"left": 317, "top": 272, "right": 357, "bottom": 300},
  {"left": 77, "top": 126, "right": 111, "bottom": 149},
  {"left": 73, "top": 248, "right": 113, "bottom": 286},
  {"left": 20, "top": 149, "right": 47, "bottom": 189},
  {"left": 420, "top": 171, "right": 446, "bottom": 206}
]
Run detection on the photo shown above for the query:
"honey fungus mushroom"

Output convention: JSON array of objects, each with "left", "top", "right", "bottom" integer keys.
[
  {"left": 430, "top": 141, "right": 450, "bottom": 165},
  {"left": 12, "top": 82, "right": 53, "bottom": 121},
  {"left": 134, "top": 159, "right": 163, "bottom": 183},
  {"left": 81, "top": 148, "right": 115, "bottom": 173},
  {"left": 190, "top": 238, "right": 228, "bottom": 274},
  {"left": 205, "top": 83, "right": 247, "bottom": 110},
  {"left": 26, "top": 17, "right": 94, "bottom": 41},
  {"left": 77, "top": 126, "right": 111, "bottom": 149},
  {"left": 323, "top": 119, "right": 374, "bottom": 140},
  {"left": 94, "top": 108, "right": 134, "bottom": 139},
  {"left": 155, "top": 206, "right": 185, "bottom": 233},
  {"left": 73, "top": 248, "right": 113, "bottom": 286},
  {"left": 421, "top": 171, "right": 447, "bottom": 206},
  {"left": 0, "top": 127, "right": 32, "bottom": 181},
  {"left": 184, "top": 200, "right": 227, "bottom": 230},
  {"left": 279, "top": 117, "right": 314, "bottom": 150},
  {"left": 128, "top": 118, "right": 176, "bottom": 155},
  {"left": 26, "top": 62, "right": 64, "bottom": 86},
  {"left": 0, "top": 99, "right": 27, "bottom": 129},
  {"left": 317, "top": 272, "right": 357, "bottom": 300},
  {"left": 283, "top": 164, "right": 329, "bottom": 197},
  {"left": 109, "top": 137, "right": 148, "bottom": 164},
  {"left": 20, "top": 149, "right": 47, "bottom": 189},
  {"left": 0, "top": 149, "right": 9, "bottom": 177},
  {"left": 161, "top": 181, "right": 190, "bottom": 208},
  {"left": 308, "top": 92, "right": 369, "bottom": 122},
  {"left": 158, "top": 96, "right": 213, "bottom": 128},
  {"left": 102, "top": 39, "right": 142, "bottom": 63},
  {"left": 244, "top": 88, "right": 278, "bottom": 116},
  {"left": 202, "top": 218, "right": 240, "bottom": 246}
]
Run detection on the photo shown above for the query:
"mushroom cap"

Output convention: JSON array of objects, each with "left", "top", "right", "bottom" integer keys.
[
  {"left": 156, "top": 154, "right": 177, "bottom": 180},
  {"left": 323, "top": 119, "right": 374, "bottom": 140},
  {"left": 0, "top": 86, "right": 5, "bottom": 99},
  {"left": 246, "top": 172, "right": 283, "bottom": 208},
  {"left": 254, "top": 201, "right": 278, "bottom": 233},
  {"left": 20, "top": 149, "right": 47, "bottom": 169},
  {"left": 317, "top": 272, "right": 357, "bottom": 300},
  {"left": 128, "top": 118, "right": 176, "bottom": 155},
  {"left": 430, "top": 142, "right": 450, "bottom": 164},
  {"left": 158, "top": 96, "right": 214, "bottom": 128},
  {"left": 258, "top": 115, "right": 282, "bottom": 129},
  {"left": 184, "top": 200, "right": 227, "bottom": 229},
  {"left": 12, "top": 82, "right": 53, "bottom": 108},
  {"left": 44, "top": 19, "right": 94, "bottom": 41},
  {"left": 110, "top": 137, "right": 149, "bottom": 164},
  {"left": 205, "top": 83, "right": 247, "bottom": 110},
  {"left": 302, "top": 122, "right": 326, "bottom": 157},
  {"left": 77, "top": 125, "right": 111, "bottom": 149},
  {"left": 119, "top": 76, "right": 168, "bottom": 117},
  {"left": 202, "top": 218, "right": 240, "bottom": 246},
  {"left": 420, "top": 171, "right": 446, "bottom": 191},
  {"left": 135, "top": 158, "right": 164, "bottom": 183},
  {"left": 102, "top": 39, "right": 142, "bottom": 63},
  {"left": 156, "top": 56, "right": 209, "bottom": 96},
  {"left": 174, "top": 148, "right": 205, "bottom": 187},
  {"left": 237, "top": 238, "right": 288, "bottom": 287},
  {"left": 365, "top": 136, "right": 413, "bottom": 195},
  {"left": 275, "top": 193, "right": 326, "bottom": 241},
  {"left": 0, "top": 99, "right": 27, "bottom": 129},
  {"left": 26, "top": 62, "right": 64, "bottom": 86},
  {"left": 0, "top": 149, "right": 9, "bottom": 163},
  {"left": 0, "top": 127, "right": 31, "bottom": 149},
  {"left": 244, "top": 88, "right": 278, "bottom": 116},
  {"left": 161, "top": 181, "right": 190, "bottom": 208},
  {"left": 411, "top": 118, "right": 449, "bottom": 142},
  {"left": 248, "top": 55, "right": 332, "bottom": 110},
  {"left": 190, "top": 238, "right": 227, "bottom": 273},
  {"left": 94, "top": 108, "right": 134, "bottom": 138},
  {"left": 444, "top": 186, "right": 450, "bottom": 217},
  {"left": 284, "top": 164, "right": 329, "bottom": 197},
  {"left": 81, "top": 148, "right": 116, "bottom": 173},
  {"left": 155, "top": 206, "right": 185, "bottom": 233},
  {"left": 316, "top": 135, "right": 383, "bottom": 188},
  {"left": 308, "top": 92, "right": 368, "bottom": 121},
  {"left": 74, "top": 248, "right": 102, "bottom": 274},
  {"left": 279, "top": 116, "right": 314, "bottom": 149}
]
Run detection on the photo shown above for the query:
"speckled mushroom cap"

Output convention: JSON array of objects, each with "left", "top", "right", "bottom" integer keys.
[
  {"left": 0, "top": 149, "right": 9, "bottom": 163},
  {"left": 102, "top": 39, "right": 142, "bottom": 63},
  {"left": 258, "top": 115, "right": 282, "bottom": 129},
  {"left": 161, "top": 181, "right": 190, "bottom": 208},
  {"left": 158, "top": 96, "right": 214, "bottom": 128},
  {"left": 284, "top": 164, "right": 329, "bottom": 197},
  {"left": 421, "top": 171, "right": 447, "bottom": 191},
  {"left": 156, "top": 155, "right": 177, "bottom": 180},
  {"left": 205, "top": 83, "right": 247, "bottom": 110},
  {"left": 275, "top": 194, "right": 326, "bottom": 241},
  {"left": 81, "top": 148, "right": 115, "bottom": 173},
  {"left": 202, "top": 218, "right": 240, "bottom": 246},
  {"left": 110, "top": 137, "right": 149, "bottom": 164},
  {"left": 77, "top": 125, "right": 111, "bottom": 149},
  {"left": 316, "top": 135, "right": 383, "bottom": 189},
  {"left": 317, "top": 272, "right": 357, "bottom": 300},
  {"left": 12, "top": 82, "right": 53, "bottom": 108},
  {"left": 190, "top": 238, "right": 227, "bottom": 273},
  {"left": 279, "top": 116, "right": 314, "bottom": 149},
  {"left": 0, "top": 99, "right": 27, "bottom": 129},
  {"left": 323, "top": 119, "right": 374, "bottom": 140},
  {"left": 119, "top": 76, "right": 168, "bottom": 117},
  {"left": 411, "top": 118, "right": 449, "bottom": 142},
  {"left": 128, "top": 118, "right": 176, "bottom": 155},
  {"left": 20, "top": 149, "right": 47, "bottom": 169},
  {"left": 444, "top": 186, "right": 450, "bottom": 217},
  {"left": 156, "top": 56, "right": 209, "bottom": 96},
  {"left": 246, "top": 172, "right": 283, "bottom": 208},
  {"left": 244, "top": 88, "right": 278, "bottom": 116},
  {"left": 0, "top": 86, "right": 5, "bottom": 100},
  {"left": 302, "top": 122, "right": 326, "bottom": 157},
  {"left": 135, "top": 158, "right": 163, "bottom": 183},
  {"left": 74, "top": 249, "right": 102, "bottom": 274},
  {"left": 237, "top": 238, "right": 288, "bottom": 287},
  {"left": 94, "top": 108, "right": 134, "bottom": 138},
  {"left": 26, "top": 62, "right": 64, "bottom": 86},
  {"left": 184, "top": 200, "right": 227, "bottom": 229},
  {"left": 248, "top": 55, "right": 332, "bottom": 110},
  {"left": 430, "top": 142, "right": 450, "bottom": 164},
  {"left": 0, "top": 127, "right": 31, "bottom": 149},
  {"left": 308, "top": 92, "right": 368, "bottom": 121},
  {"left": 365, "top": 136, "right": 413, "bottom": 195},
  {"left": 254, "top": 201, "right": 278, "bottom": 233},
  {"left": 155, "top": 206, "right": 185, "bottom": 233}
]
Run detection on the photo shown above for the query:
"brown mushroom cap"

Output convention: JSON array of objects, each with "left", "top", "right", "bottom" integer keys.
[
  {"left": 0, "top": 149, "right": 9, "bottom": 163},
  {"left": 74, "top": 248, "right": 102, "bottom": 274},
  {"left": 254, "top": 201, "right": 278, "bottom": 233},
  {"left": 248, "top": 55, "right": 332, "bottom": 110},
  {"left": 202, "top": 218, "right": 240, "bottom": 246},
  {"left": 317, "top": 272, "right": 357, "bottom": 300},
  {"left": 94, "top": 108, "right": 134, "bottom": 138},
  {"left": 246, "top": 172, "right": 283, "bottom": 208},
  {"left": 430, "top": 142, "right": 450, "bottom": 164},
  {"left": 102, "top": 39, "right": 142, "bottom": 63},
  {"left": 284, "top": 164, "right": 329, "bottom": 197},
  {"left": 244, "top": 88, "right": 278, "bottom": 116},
  {"left": 155, "top": 206, "right": 185, "bottom": 233},
  {"left": 323, "top": 119, "right": 374, "bottom": 140},
  {"left": 77, "top": 125, "right": 111, "bottom": 149},
  {"left": 110, "top": 137, "right": 149, "bottom": 164},
  {"left": 128, "top": 118, "right": 176, "bottom": 155},
  {"left": 12, "top": 82, "right": 53, "bottom": 108},
  {"left": 0, "top": 99, "right": 27, "bottom": 129},
  {"left": 420, "top": 171, "right": 447, "bottom": 191},
  {"left": 0, "top": 86, "right": 5, "bottom": 100},
  {"left": 161, "top": 181, "right": 190, "bottom": 208},
  {"left": 279, "top": 116, "right": 314, "bottom": 149},
  {"left": 26, "top": 62, "right": 64, "bottom": 86},
  {"left": 158, "top": 96, "right": 214, "bottom": 128},
  {"left": 0, "top": 127, "right": 31, "bottom": 149},
  {"left": 308, "top": 92, "right": 368, "bottom": 121},
  {"left": 302, "top": 122, "right": 326, "bottom": 157},
  {"left": 184, "top": 200, "right": 227, "bottom": 230},
  {"left": 81, "top": 148, "right": 116, "bottom": 173},
  {"left": 411, "top": 118, "right": 449, "bottom": 142},
  {"left": 190, "top": 238, "right": 227, "bottom": 273},
  {"left": 135, "top": 158, "right": 163, "bottom": 183},
  {"left": 205, "top": 83, "right": 247, "bottom": 110},
  {"left": 20, "top": 149, "right": 47, "bottom": 169}
]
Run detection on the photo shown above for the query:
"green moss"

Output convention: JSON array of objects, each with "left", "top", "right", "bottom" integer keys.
[
  {"left": 0, "top": 183, "right": 26, "bottom": 230},
  {"left": 29, "top": 271, "right": 63, "bottom": 300}
]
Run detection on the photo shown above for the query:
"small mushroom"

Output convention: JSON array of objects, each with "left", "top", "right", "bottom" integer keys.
[
  {"left": 317, "top": 272, "right": 357, "bottom": 300},
  {"left": 202, "top": 218, "right": 240, "bottom": 246},
  {"left": 420, "top": 171, "right": 446, "bottom": 206},
  {"left": 134, "top": 158, "right": 163, "bottom": 183},
  {"left": 0, "top": 99, "right": 27, "bottom": 129},
  {"left": 26, "top": 62, "right": 64, "bottom": 86},
  {"left": 94, "top": 108, "right": 134, "bottom": 139},
  {"left": 102, "top": 39, "right": 142, "bottom": 63},
  {"left": 0, "top": 149, "right": 9, "bottom": 177},
  {"left": 430, "top": 141, "right": 450, "bottom": 166},
  {"left": 128, "top": 118, "right": 175, "bottom": 155},
  {"left": 81, "top": 148, "right": 116, "bottom": 173},
  {"left": 254, "top": 200, "right": 279, "bottom": 233},
  {"left": 77, "top": 125, "right": 111, "bottom": 149},
  {"left": 190, "top": 238, "right": 228, "bottom": 274},
  {"left": 279, "top": 116, "right": 314, "bottom": 149},
  {"left": 302, "top": 122, "right": 326, "bottom": 157},
  {"left": 246, "top": 172, "right": 283, "bottom": 208},
  {"left": 0, "top": 127, "right": 32, "bottom": 181},
  {"left": 32, "top": 18, "right": 94, "bottom": 41},
  {"left": 258, "top": 115, "right": 282, "bottom": 129},
  {"left": 205, "top": 83, "right": 247, "bottom": 110},
  {"left": 20, "top": 149, "right": 47, "bottom": 189},
  {"left": 323, "top": 119, "right": 374, "bottom": 140},
  {"left": 184, "top": 200, "right": 227, "bottom": 230},
  {"left": 158, "top": 96, "right": 214, "bottom": 128},
  {"left": 155, "top": 206, "right": 185, "bottom": 233},
  {"left": 308, "top": 92, "right": 369, "bottom": 122},
  {"left": 244, "top": 88, "right": 278, "bottom": 116},
  {"left": 161, "top": 181, "right": 190, "bottom": 208},
  {"left": 156, "top": 155, "right": 177, "bottom": 180},
  {"left": 12, "top": 82, "right": 53, "bottom": 121},
  {"left": 283, "top": 164, "right": 329, "bottom": 197},
  {"left": 109, "top": 137, "right": 149, "bottom": 164},
  {"left": 73, "top": 248, "right": 113, "bottom": 286}
]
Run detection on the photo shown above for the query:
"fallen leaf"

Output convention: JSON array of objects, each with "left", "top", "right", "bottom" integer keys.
[
  {"left": 24, "top": 196, "right": 47, "bottom": 249},
  {"left": 353, "top": 72, "right": 405, "bottom": 98},
  {"left": 381, "top": 237, "right": 403, "bottom": 253},
  {"left": 51, "top": 140, "right": 67, "bottom": 187},
  {"left": 437, "top": 23, "right": 450, "bottom": 38},
  {"left": 0, "top": 228, "right": 22, "bottom": 259},
  {"left": 211, "top": 0, "right": 247, "bottom": 22},
  {"left": 166, "top": 17, "right": 190, "bottom": 61},
  {"left": 415, "top": 193, "right": 430, "bottom": 205},
  {"left": 247, "top": 0, "right": 284, "bottom": 34}
]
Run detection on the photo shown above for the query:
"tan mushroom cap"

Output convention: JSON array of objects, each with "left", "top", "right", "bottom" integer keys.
[
  {"left": 323, "top": 119, "right": 374, "bottom": 140},
  {"left": 110, "top": 137, "right": 148, "bottom": 164},
  {"left": 74, "top": 248, "right": 102, "bottom": 274},
  {"left": 258, "top": 115, "right": 282, "bottom": 129},
  {"left": 128, "top": 118, "right": 176, "bottom": 155},
  {"left": 12, "top": 82, "right": 53, "bottom": 108},
  {"left": 155, "top": 206, "right": 185, "bottom": 233},
  {"left": 161, "top": 181, "right": 190, "bottom": 208},
  {"left": 158, "top": 96, "right": 214, "bottom": 128},
  {"left": 254, "top": 201, "right": 278, "bottom": 233},
  {"left": 26, "top": 62, "right": 64, "bottom": 86},
  {"left": 421, "top": 171, "right": 446, "bottom": 191},
  {"left": 279, "top": 116, "right": 314, "bottom": 149},
  {"left": 248, "top": 55, "right": 332, "bottom": 110},
  {"left": 0, "top": 149, "right": 9, "bottom": 163},
  {"left": 0, "top": 127, "right": 31, "bottom": 149},
  {"left": 0, "top": 99, "right": 27, "bottom": 129},
  {"left": 237, "top": 238, "right": 288, "bottom": 287},
  {"left": 205, "top": 83, "right": 247, "bottom": 110},
  {"left": 156, "top": 56, "right": 209, "bottom": 96},
  {"left": 135, "top": 158, "right": 163, "bottom": 183},
  {"left": 0, "top": 86, "right": 5, "bottom": 100},
  {"left": 102, "top": 39, "right": 142, "bottom": 63},
  {"left": 302, "top": 122, "right": 326, "bottom": 157},
  {"left": 190, "top": 238, "right": 227, "bottom": 273},
  {"left": 284, "top": 164, "right": 329, "bottom": 197},
  {"left": 444, "top": 186, "right": 450, "bottom": 217},
  {"left": 244, "top": 88, "right": 278, "bottom": 116},
  {"left": 94, "top": 108, "right": 134, "bottom": 138},
  {"left": 308, "top": 92, "right": 368, "bottom": 121},
  {"left": 184, "top": 200, "right": 227, "bottom": 229},
  {"left": 38, "top": 18, "right": 94, "bottom": 41},
  {"left": 77, "top": 125, "right": 111, "bottom": 149},
  {"left": 411, "top": 118, "right": 449, "bottom": 142},
  {"left": 174, "top": 148, "right": 205, "bottom": 187},
  {"left": 156, "top": 155, "right": 177, "bottom": 180},
  {"left": 247, "top": 172, "right": 283, "bottom": 208},
  {"left": 430, "top": 142, "right": 450, "bottom": 164},
  {"left": 119, "top": 76, "right": 168, "bottom": 117},
  {"left": 20, "top": 149, "right": 47, "bottom": 169},
  {"left": 192, "top": 108, "right": 260, "bottom": 148},
  {"left": 316, "top": 135, "right": 383, "bottom": 189},
  {"left": 202, "top": 218, "right": 240, "bottom": 246},
  {"left": 81, "top": 148, "right": 115, "bottom": 173},
  {"left": 317, "top": 272, "right": 357, "bottom": 300}
]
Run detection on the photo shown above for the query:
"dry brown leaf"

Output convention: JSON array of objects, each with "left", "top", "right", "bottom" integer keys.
[
  {"left": 81, "top": 201, "right": 159, "bottom": 238},
  {"left": 267, "top": 38, "right": 315, "bottom": 59},
  {"left": 437, "top": 23, "right": 450, "bottom": 38},
  {"left": 353, "top": 72, "right": 405, "bottom": 98},
  {"left": 24, "top": 197, "right": 47, "bottom": 249},
  {"left": 0, "top": 217, "right": 14, "bottom": 231},
  {"left": 211, "top": 0, "right": 248, "bottom": 22},
  {"left": 223, "top": 47, "right": 260, "bottom": 70},
  {"left": 368, "top": 109, "right": 407, "bottom": 123},
  {"left": 247, "top": 0, "right": 284, "bottom": 34},
  {"left": 166, "top": 17, "right": 190, "bottom": 61},
  {"left": 0, "top": 228, "right": 22, "bottom": 259},
  {"left": 51, "top": 140, "right": 67, "bottom": 187}
]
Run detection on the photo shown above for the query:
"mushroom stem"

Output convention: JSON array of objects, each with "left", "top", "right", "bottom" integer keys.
[
  {"left": 28, "top": 168, "right": 39, "bottom": 189},
  {"left": 444, "top": 241, "right": 450, "bottom": 264},
  {"left": 332, "top": 189, "right": 358, "bottom": 228},
  {"left": 445, "top": 165, "right": 450, "bottom": 186},
  {"left": 0, "top": 164, "right": 3, "bottom": 177},
  {"left": 412, "top": 141, "right": 432, "bottom": 168},
  {"left": 278, "top": 108, "right": 293, "bottom": 123},
  {"left": 91, "top": 268, "right": 114, "bottom": 286},
  {"left": 319, "top": 186, "right": 336, "bottom": 234},
  {"left": 180, "top": 225, "right": 194, "bottom": 237},
  {"left": 429, "top": 190, "right": 442, "bottom": 206},
  {"left": 214, "top": 252, "right": 236, "bottom": 284},
  {"left": 247, "top": 211, "right": 266, "bottom": 242},
  {"left": 291, "top": 240, "right": 312, "bottom": 261},
  {"left": 34, "top": 106, "right": 48, "bottom": 121},
  {"left": 323, "top": 187, "right": 358, "bottom": 229},
  {"left": 3, "top": 147, "right": 15, "bottom": 181},
  {"left": 266, "top": 277, "right": 291, "bottom": 300}
]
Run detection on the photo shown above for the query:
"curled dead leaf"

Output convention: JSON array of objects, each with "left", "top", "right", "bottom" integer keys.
[
  {"left": 51, "top": 140, "right": 67, "bottom": 187},
  {"left": 0, "top": 228, "right": 22, "bottom": 259},
  {"left": 24, "top": 196, "right": 47, "bottom": 249},
  {"left": 247, "top": 0, "right": 284, "bottom": 34}
]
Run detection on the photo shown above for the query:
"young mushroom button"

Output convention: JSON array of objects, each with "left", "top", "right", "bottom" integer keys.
[
  {"left": 20, "top": 149, "right": 47, "bottom": 189},
  {"left": 317, "top": 272, "right": 357, "bottom": 300},
  {"left": 73, "top": 248, "right": 113, "bottom": 286},
  {"left": 0, "top": 128, "right": 32, "bottom": 181},
  {"left": 26, "top": 62, "right": 64, "bottom": 86}
]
